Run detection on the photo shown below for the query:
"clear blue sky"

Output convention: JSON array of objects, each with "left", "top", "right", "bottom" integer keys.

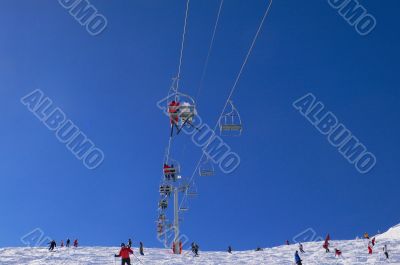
[{"left": 0, "top": 0, "right": 399, "bottom": 251}]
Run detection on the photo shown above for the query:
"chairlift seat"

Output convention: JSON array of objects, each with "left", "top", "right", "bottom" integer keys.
[
  {"left": 187, "top": 192, "right": 198, "bottom": 197},
  {"left": 221, "top": 124, "right": 242, "bottom": 131},
  {"left": 200, "top": 170, "right": 214, "bottom": 176}
]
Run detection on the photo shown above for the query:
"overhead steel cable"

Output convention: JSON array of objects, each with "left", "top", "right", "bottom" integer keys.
[
  {"left": 194, "top": 0, "right": 224, "bottom": 105},
  {"left": 180, "top": 0, "right": 274, "bottom": 208},
  {"left": 176, "top": 0, "right": 191, "bottom": 92}
]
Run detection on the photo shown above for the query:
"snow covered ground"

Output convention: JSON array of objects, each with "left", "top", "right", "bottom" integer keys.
[{"left": 1, "top": 225, "right": 399, "bottom": 265}]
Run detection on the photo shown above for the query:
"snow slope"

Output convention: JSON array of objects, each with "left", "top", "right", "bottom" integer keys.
[{"left": 1, "top": 225, "right": 399, "bottom": 265}]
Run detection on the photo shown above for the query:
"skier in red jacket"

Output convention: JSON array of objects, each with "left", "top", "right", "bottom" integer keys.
[
  {"left": 323, "top": 234, "right": 331, "bottom": 253},
  {"left": 73, "top": 239, "right": 78, "bottom": 248},
  {"left": 368, "top": 243, "right": 373, "bottom": 254},
  {"left": 115, "top": 243, "right": 133, "bottom": 265},
  {"left": 335, "top": 248, "right": 342, "bottom": 257},
  {"left": 168, "top": 100, "right": 180, "bottom": 136}
]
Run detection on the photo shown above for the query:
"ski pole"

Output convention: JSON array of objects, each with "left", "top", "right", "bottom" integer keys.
[{"left": 132, "top": 252, "right": 144, "bottom": 264}]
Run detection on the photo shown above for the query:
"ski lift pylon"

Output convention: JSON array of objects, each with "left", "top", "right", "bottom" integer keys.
[{"left": 219, "top": 100, "right": 242, "bottom": 136}]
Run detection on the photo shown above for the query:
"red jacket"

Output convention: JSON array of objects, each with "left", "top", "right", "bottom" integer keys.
[
  {"left": 168, "top": 101, "right": 180, "bottom": 124},
  {"left": 118, "top": 247, "right": 133, "bottom": 259},
  {"left": 368, "top": 246, "right": 373, "bottom": 254}
]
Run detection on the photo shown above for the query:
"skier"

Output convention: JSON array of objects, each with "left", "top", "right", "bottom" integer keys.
[
  {"left": 73, "top": 239, "right": 78, "bottom": 248},
  {"left": 294, "top": 250, "right": 302, "bottom": 265},
  {"left": 60, "top": 240, "right": 64, "bottom": 247},
  {"left": 323, "top": 241, "right": 330, "bottom": 253},
  {"left": 371, "top": 237, "right": 376, "bottom": 246},
  {"left": 364, "top": 232, "right": 370, "bottom": 239},
  {"left": 383, "top": 244, "right": 389, "bottom": 259},
  {"left": 66, "top": 238, "right": 70, "bottom": 247},
  {"left": 368, "top": 243, "right": 373, "bottom": 255},
  {"left": 228, "top": 246, "right": 232, "bottom": 254},
  {"left": 128, "top": 239, "right": 132, "bottom": 248},
  {"left": 323, "top": 234, "right": 330, "bottom": 253},
  {"left": 191, "top": 242, "right": 199, "bottom": 257},
  {"left": 115, "top": 243, "right": 133, "bottom": 265},
  {"left": 286, "top": 240, "right": 290, "bottom": 245},
  {"left": 299, "top": 243, "right": 305, "bottom": 253},
  {"left": 48, "top": 240, "right": 56, "bottom": 251},
  {"left": 139, "top": 242, "right": 144, "bottom": 256},
  {"left": 335, "top": 248, "right": 342, "bottom": 257}
]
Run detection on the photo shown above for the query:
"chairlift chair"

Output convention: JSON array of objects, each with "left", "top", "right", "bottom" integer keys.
[
  {"left": 160, "top": 185, "right": 172, "bottom": 196},
  {"left": 179, "top": 207, "right": 189, "bottom": 212},
  {"left": 167, "top": 91, "right": 198, "bottom": 133},
  {"left": 187, "top": 190, "right": 198, "bottom": 197},
  {"left": 163, "top": 158, "right": 181, "bottom": 181},
  {"left": 199, "top": 157, "right": 215, "bottom": 176},
  {"left": 186, "top": 184, "right": 198, "bottom": 197},
  {"left": 219, "top": 101, "right": 243, "bottom": 136},
  {"left": 159, "top": 184, "right": 172, "bottom": 196},
  {"left": 158, "top": 214, "right": 166, "bottom": 222},
  {"left": 159, "top": 199, "right": 168, "bottom": 210}
]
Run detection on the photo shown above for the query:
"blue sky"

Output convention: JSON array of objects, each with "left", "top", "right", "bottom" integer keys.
[{"left": 0, "top": 0, "right": 399, "bottom": 251}]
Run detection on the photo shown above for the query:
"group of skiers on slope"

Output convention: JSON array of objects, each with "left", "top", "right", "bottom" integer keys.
[
  {"left": 114, "top": 239, "right": 144, "bottom": 265},
  {"left": 364, "top": 233, "right": 389, "bottom": 259},
  {"left": 48, "top": 238, "right": 78, "bottom": 251},
  {"left": 294, "top": 233, "right": 390, "bottom": 265}
]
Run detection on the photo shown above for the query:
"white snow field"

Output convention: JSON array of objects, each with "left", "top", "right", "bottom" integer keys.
[{"left": 1, "top": 225, "right": 400, "bottom": 265}]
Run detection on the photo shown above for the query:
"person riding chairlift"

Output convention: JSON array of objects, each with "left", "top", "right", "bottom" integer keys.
[
  {"left": 168, "top": 100, "right": 180, "bottom": 135},
  {"left": 163, "top": 163, "right": 176, "bottom": 181}
]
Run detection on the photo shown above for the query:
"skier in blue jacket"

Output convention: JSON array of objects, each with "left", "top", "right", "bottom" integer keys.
[{"left": 295, "top": 250, "right": 302, "bottom": 265}]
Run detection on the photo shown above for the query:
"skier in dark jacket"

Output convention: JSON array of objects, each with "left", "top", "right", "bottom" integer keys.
[
  {"left": 295, "top": 250, "right": 302, "bottom": 265},
  {"left": 66, "top": 238, "right": 70, "bottom": 247},
  {"left": 191, "top": 242, "right": 199, "bottom": 256},
  {"left": 299, "top": 243, "right": 305, "bottom": 253},
  {"left": 128, "top": 239, "right": 132, "bottom": 248},
  {"left": 115, "top": 243, "right": 133, "bottom": 265},
  {"left": 228, "top": 246, "right": 232, "bottom": 254},
  {"left": 383, "top": 244, "right": 389, "bottom": 259},
  {"left": 48, "top": 240, "right": 56, "bottom": 251},
  {"left": 139, "top": 242, "right": 144, "bottom": 256}
]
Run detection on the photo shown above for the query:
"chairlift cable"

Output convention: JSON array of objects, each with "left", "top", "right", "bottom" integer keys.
[
  {"left": 180, "top": 0, "right": 274, "bottom": 208},
  {"left": 176, "top": 0, "right": 191, "bottom": 91},
  {"left": 194, "top": 0, "right": 224, "bottom": 105},
  {"left": 164, "top": 0, "right": 191, "bottom": 162}
]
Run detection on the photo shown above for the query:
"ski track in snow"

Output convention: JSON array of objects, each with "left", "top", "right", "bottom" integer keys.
[{"left": 1, "top": 225, "right": 400, "bottom": 265}]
